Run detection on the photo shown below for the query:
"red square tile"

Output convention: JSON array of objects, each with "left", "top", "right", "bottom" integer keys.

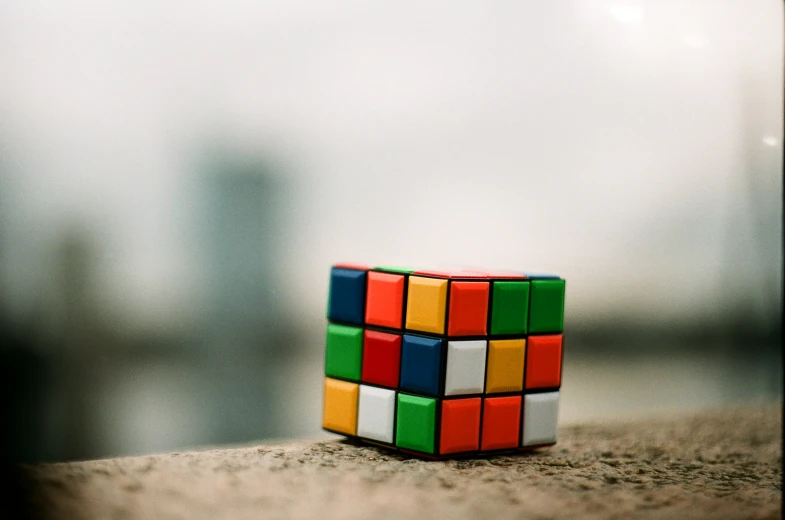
[
  {"left": 447, "top": 281, "right": 489, "bottom": 336},
  {"left": 361, "top": 330, "right": 401, "bottom": 388},
  {"left": 481, "top": 396, "right": 522, "bottom": 451},
  {"left": 333, "top": 263, "right": 370, "bottom": 270},
  {"left": 440, "top": 398, "right": 481, "bottom": 454},
  {"left": 525, "top": 335, "right": 563, "bottom": 389},
  {"left": 365, "top": 271, "right": 405, "bottom": 328}
]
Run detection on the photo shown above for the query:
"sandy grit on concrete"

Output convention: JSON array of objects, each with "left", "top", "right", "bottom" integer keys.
[{"left": 16, "top": 403, "right": 783, "bottom": 520}]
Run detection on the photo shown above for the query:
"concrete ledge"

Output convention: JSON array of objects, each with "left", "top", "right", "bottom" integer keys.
[{"left": 20, "top": 403, "right": 783, "bottom": 520}]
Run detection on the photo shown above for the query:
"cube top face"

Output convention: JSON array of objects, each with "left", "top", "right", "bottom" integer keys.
[
  {"left": 323, "top": 264, "right": 565, "bottom": 458},
  {"left": 374, "top": 265, "right": 418, "bottom": 274},
  {"left": 327, "top": 265, "right": 565, "bottom": 338}
]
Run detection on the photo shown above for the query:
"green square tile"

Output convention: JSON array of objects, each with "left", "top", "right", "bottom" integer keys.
[
  {"left": 529, "top": 279, "right": 565, "bottom": 333},
  {"left": 395, "top": 393, "right": 436, "bottom": 454},
  {"left": 325, "top": 324, "right": 363, "bottom": 380},
  {"left": 374, "top": 266, "right": 417, "bottom": 274},
  {"left": 490, "top": 281, "right": 530, "bottom": 335}
]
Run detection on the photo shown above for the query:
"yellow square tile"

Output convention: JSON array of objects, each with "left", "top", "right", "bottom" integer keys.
[
  {"left": 405, "top": 276, "right": 448, "bottom": 334},
  {"left": 323, "top": 378, "right": 359, "bottom": 435},
  {"left": 486, "top": 339, "right": 525, "bottom": 393}
]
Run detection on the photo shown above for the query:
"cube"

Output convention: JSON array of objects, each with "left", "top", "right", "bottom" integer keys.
[{"left": 322, "top": 265, "right": 566, "bottom": 458}]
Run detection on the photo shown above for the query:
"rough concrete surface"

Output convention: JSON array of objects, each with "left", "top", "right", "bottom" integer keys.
[{"left": 20, "top": 403, "right": 783, "bottom": 520}]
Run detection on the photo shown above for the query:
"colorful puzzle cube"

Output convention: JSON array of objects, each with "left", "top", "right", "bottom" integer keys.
[{"left": 322, "top": 264, "right": 565, "bottom": 458}]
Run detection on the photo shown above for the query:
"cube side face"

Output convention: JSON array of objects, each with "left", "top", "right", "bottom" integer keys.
[{"left": 322, "top": 264, "right": 565, "bottom": 459}]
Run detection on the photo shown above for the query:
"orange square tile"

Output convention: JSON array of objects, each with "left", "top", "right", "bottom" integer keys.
[
  {"left": 440, "top": 398, "right": 481, "bottom": 454},
  {"left": 365, "top": 271, "right": 405, "bottom": 328},
  {"left": 480, "top": 396, "right": 521, "bottom": 451},
  {"left": 405, "top": 276, "right": 448, "bottom": 334},
  {"left": 322, "top": 378, "right": 359, "bottom": 435},
  {"left": 525, "top": 335, "right": 563, "bottom": 389},
  {"left": 447, "top": 281, "right": 489, "bottom": 336}
]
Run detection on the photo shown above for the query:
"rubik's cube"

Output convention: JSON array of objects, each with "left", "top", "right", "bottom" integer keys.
[{"left": 322, "top": 264, "right": 565, "bottom": 458}]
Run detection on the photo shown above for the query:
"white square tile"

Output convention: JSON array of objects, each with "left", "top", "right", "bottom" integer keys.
[
  {"left": 444, "top": 340, "right": 487, "bottom": 396},
  {"left": 522, "top": 391, "right": 560, "bottom": 446},
  {"left": 357, "top": 385, "right": 396, "bottom": 443}
]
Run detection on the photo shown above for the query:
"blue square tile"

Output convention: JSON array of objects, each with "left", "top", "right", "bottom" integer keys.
[
  {"left": 327, "top": 267, "right": 367, "bottom": 325},
  {"left": 399, "top": 334, "right": 443, "bottom": 396},
  {"left": 521, "top": 272, "right": 561, "bottom": 279}
]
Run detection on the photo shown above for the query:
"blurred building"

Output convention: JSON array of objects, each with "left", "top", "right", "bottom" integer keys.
[{"left": 192, "top": 150, "right": 304, "bottom": 443}]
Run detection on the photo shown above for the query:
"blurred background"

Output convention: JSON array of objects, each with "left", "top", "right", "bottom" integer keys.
[{"left": 0, "top": 0, "right": 782, "bottom": 463}]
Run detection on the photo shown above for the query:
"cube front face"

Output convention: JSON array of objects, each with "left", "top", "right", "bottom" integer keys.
[{"left": 323, "top": 265, "right": 565, "bottom": 458}]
